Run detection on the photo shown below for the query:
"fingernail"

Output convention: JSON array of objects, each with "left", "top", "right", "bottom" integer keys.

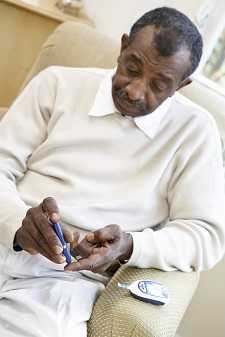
[
  {"left": 51, "top": 213, "right": 60, "bottom": 221},
  {"left": 86, "top": 233, "right": 94, "bottom": 242},
  {"left": 65, "top": 267, "right": 72, "bottom": 272},
  {"left": 59, "top": 256, "right": 66, "bottom": 263},
  {"left": 55, "top": 245, "right": 63, "bottom": 254}
]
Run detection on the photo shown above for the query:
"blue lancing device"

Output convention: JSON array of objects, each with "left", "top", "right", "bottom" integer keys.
[{"left": 49, "top": 220, "right": 72, "bottom": 264}]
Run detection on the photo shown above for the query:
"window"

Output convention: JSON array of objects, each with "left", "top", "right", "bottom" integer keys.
[{"left": 203, "top": 27, "right": 225, "bottom": 89}]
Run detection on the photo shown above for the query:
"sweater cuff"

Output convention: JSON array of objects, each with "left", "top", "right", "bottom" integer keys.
[
  {"left": 125, "top": 230, "right": 157, "bottom": 267},
  {"left": 124, "top": 229, "right": 176, "bottom": 270}
]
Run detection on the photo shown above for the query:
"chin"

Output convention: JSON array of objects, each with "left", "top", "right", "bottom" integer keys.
[{"left": 120, "top": 106, "right": 149, "bottom": 118}]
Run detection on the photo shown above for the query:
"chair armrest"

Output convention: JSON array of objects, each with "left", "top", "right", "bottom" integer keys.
[
  {"left": 88, "top": 266, "right": 199, "bottom": 337},
  {"left": 0, "top": 107, "right": 8, "bottom": 120}
]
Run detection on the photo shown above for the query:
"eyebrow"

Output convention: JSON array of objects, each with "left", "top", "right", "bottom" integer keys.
[{"left": 157, "top": 74, "right": 174, "bottom": 84}]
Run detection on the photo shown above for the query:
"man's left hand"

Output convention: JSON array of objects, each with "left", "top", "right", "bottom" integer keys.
[{"left": 64, "top": 224, "right": 133, "bottom": 273}]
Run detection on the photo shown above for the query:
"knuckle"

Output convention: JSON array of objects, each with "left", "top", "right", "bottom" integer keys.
[
  {"left": 18, "top": 227, "right": 27, "bottom": 241},
  {"left": 34, "top": 213, "right": 46, "bottom": 225},
  {"left": 71, "top": 247, "right": 80, "bottom": 257},
  {"left": 43, "top": 196, "right": 55, "bottom": 203},
  {"left": 26, "top": 248, "right": 38, "bottom": 255},
  {"left": 35, "top": 233, "right": 46, "bottom": 247},
  {"left": 110, "top": 224, "right": 120, "bottom": 231},
  {"left": 88, "top": 264, "right": 95, "bottom": 271},
  {"left": 22, "top": 218, "right": 29, "bottom": 228},
  {"left": 43, "top": 197, "right": 56, "bottom": 210},
  {"left": 18, "top": 235, "right": 30, "bottom": 250},
  {"left": 26, "top": 208, "right": 33, "bottom": 217},
  {"left": 16, "top": 229, "right": 24, "bottom": 245}
]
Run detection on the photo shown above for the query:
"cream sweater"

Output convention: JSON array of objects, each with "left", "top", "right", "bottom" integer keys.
[{"left": 0, "top": 66, "right": 224, "bottom": 272}]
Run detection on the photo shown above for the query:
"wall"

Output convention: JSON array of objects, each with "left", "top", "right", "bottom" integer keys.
[
  {"left": 83, "top": 0, "right": 224, "bottom": 70},
  {"left": 83, "top": 0, "right": 204, "bottom": 41}
]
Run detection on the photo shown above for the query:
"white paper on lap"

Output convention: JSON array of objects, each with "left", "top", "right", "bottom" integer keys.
[{"left": 0, "top": 245, "right": 105, "bottom": 337}]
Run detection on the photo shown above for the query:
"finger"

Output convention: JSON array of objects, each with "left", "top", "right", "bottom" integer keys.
[
  {"left": 21, "top": 233, "right": 39, "bottom": 255},
  {"left": 92, "top": 262, "right": 113, "bottom": 274},
  {"left": 85, "top": 232, "right": 96, "bottom": 244},
  {"left": 93, "top": 224, "right": 121, "bottom": 243},
  {"left": 69, "top": 231, "right": 80, "bottom": 251},
  {"left": 17, "top": 228, "right": 38, "bottom": 255},
  {"left": 92, "top": 246, "right": 108, "bottom": 255},
  {"left": 41, "top": 197, "right": 60, "bottom": 223},
  {"left": 72, "top": 237, "right": 95, "bottom": 258},
  {"left": 17, "top": 228, "right": 43, "bottom": 257},
  {"left": 65, "top": 254, "right": 104, "bottom": 272},
  {"left": 26, "top": 223, "right": 65, "bottom": 264},
  {"left": 62, "top": 229, "right": 74, "bottom": 243},
  {"left": 32, "top": 212, "right": 63, "bottom": 255}
]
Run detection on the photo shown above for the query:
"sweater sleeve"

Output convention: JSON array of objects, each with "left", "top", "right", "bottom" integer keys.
[
  {"left": 126, "top": 115, "right": 225, "bottom": 271},
  {"left": 0, "top": 67, "right": 57, "bottom": 249}
]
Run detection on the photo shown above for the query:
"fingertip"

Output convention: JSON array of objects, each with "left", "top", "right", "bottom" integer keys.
[
  {"left": 54, "top": 245, "right": 63, "bottom": 254},
  {"left": 28, "top": 249, "right": 38, "bottom": 255},
  {"left": 64, "top": 264, "right": 74, "bottom": 272},
  {"left": 65, "top": 261, "right": 81, "bottom": 272},
  {"left": 86, "top": 232, "right": 95, "bottom": 242},
  {"left": 64, "top": 266, "right": 73, "bottom": 272},
  {"left": 93, "top": 247, "right": 100, "bottom": 254},
  {"left": 73, "top": 231, "right": 80, "bottom": 241},
  {"left": 51, "top": 212, "right": 60, "bottom": 222}
]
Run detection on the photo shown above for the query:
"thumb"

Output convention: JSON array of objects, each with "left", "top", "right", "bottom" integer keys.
[
  {"left": 86, "top": 232, "right": 96, "bottom": 243},
  {"left": 63, "top": 229, "right": 74, "bottom": 243},
  {"left": 70, "top": 231, "right": 80, "bottom": 250},
  {"left": 93, "top": 224, "right": 121, "bottom": 243}
]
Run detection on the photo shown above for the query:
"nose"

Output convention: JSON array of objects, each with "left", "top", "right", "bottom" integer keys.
[{"left": 125, "top": 79, "right": 145, "bottom": 101}]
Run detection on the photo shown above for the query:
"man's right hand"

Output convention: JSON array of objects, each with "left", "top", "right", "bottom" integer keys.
[{"left": 15, "top": 197, "right": 74, "bottom": 264}]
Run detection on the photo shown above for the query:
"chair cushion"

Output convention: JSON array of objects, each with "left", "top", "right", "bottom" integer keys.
[{"left": 21, "top": 21, "right": 120, "bottom": 90}]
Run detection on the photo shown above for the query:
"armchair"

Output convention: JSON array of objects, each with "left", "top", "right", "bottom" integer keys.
[
  {"left": 0, "top": 107, "right": 8, "bottom": 119},
  {"left": 7, "top": 21, "right": 200, "bottom": 337}
]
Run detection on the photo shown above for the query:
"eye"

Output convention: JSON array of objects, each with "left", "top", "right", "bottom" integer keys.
[
  {"left": 126, "top": 64, "right": 140, "bottom": 76},
  {"left": 152, "top": 80, "right": 168, "bottom": 92}
]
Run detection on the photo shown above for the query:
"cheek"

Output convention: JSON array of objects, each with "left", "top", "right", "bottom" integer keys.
[
  {"left": 145, "top": 91, "right": 167, "bottom": 112},
  {"left": 113, "top": 73, "right": 129, "bottom": 90},
  {"left": 146, "top": 90, "right": 158, "bottom": 108}
]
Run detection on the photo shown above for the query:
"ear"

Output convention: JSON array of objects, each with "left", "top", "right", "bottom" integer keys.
[
  {"left": 177, "top": 77, "right": 192, "bottom": 91},
  {"left": 120, "top": 33, "right": 129, "bottom": 53},
  {"left": 117, "top": 33, "right": 130, "bottom": 64}
]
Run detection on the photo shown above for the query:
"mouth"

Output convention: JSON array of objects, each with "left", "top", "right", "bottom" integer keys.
[{"left": 113, "top": 91, "right": 146, "bottom": 117}]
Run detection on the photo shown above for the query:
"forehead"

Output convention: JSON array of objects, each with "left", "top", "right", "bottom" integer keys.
[{"left": 125, "top": 26, "right": 190, "bottom": 78}]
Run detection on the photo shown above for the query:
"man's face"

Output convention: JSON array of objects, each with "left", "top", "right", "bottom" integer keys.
[{"left": 112, "top": 26, "right": 191, "bottom": 117}]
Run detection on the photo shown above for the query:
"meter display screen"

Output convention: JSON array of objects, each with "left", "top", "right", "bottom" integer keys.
[{"left": 138, "top": 281, "right": 168, "bottom": 298}]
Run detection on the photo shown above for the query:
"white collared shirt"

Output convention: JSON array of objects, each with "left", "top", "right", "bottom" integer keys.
[
  {"left": 0, "top": 66, "right": 224, "bottom": 272},
  {"left": 89, "top": 68, "right": 173, "bottom": 139}
]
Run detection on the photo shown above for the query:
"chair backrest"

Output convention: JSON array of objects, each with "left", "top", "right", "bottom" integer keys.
[{"left": 21, "top": 21, "right": 120, "bottom": 90}]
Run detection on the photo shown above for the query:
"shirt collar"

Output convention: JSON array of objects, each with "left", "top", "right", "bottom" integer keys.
[{"left": 88, "top": 68, "right": 173, "bottom": 139}]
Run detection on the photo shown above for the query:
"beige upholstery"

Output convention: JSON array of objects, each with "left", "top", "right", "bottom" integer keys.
[
  {"left": 21, "top": 21, "right": 119, "bottom": 90},
  {"left": 0, "top": 107, "right": 8, "bottom": 119},
  {"left": 11, "top": 21, "right": 199, "bottom": 337},
  {"left": 88, "top": 267, "right": 199, "bottom": 337}
]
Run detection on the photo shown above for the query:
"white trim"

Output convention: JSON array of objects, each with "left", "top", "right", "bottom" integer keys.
[{"left": 192, "top": 74, "right": 225, "bottom": 99}]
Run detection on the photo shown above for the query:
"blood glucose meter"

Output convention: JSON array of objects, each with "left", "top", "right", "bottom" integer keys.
[{"left": 118, "top": 279, "right": 169, "bottom": 305}]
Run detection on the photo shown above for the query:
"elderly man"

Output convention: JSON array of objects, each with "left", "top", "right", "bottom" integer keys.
[{"left": 0, "top": 6, "right": 224, "bottom": 337}]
